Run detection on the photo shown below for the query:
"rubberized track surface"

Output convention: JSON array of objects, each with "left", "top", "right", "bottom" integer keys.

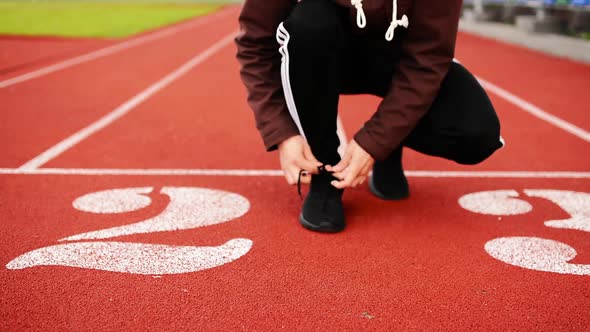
[{"left": 1, "top": 5, "right": 589, "bottom": 330}]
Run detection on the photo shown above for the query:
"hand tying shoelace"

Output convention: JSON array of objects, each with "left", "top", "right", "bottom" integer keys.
[{"left": 297, "top": 165, "right": 328, "bottom": 200}]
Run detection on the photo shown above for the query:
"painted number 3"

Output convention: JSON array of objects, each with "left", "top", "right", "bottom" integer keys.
[
  {"left": 459, "top": 189, "right": 590, "bottom": 276},
  {"left": 6, "top": 187, "right": 252, "bottom": 275}
]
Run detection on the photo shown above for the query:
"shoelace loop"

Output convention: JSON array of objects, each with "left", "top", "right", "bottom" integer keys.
[{"left": 297, "top": 165, "right": 327, "bottom": 200}]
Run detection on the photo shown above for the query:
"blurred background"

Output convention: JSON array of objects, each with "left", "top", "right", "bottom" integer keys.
[
  {"left": 0, "top": 0, "right": 588, "bottom": 73},
  {"left": 463, "top": 0, "right": 589, "bottom": 39},
  {"left": 0, "top": 0, "right": 588, "bottom": 39}
]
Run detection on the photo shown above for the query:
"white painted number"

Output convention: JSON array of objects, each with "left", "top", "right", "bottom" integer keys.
[
  {"left": 64, "top": 187, "right": 250, "bottom": 241},
  {"left": 524, "top": 190, "right": 590, "bottom": 233},
  {"left": 459, "top": 189, "right": 589, "bottom": 276},
  {"left": 6, "top": 187, "right": 252, "bottom": 275},
  {"left": 485, "top": 237, "right": 590, "bottom": 276},
  {"left": 459, "top": 190, "right": 533, "bottom": 216},
  {"left": 6, "top": 240, "right": 252, "bottom": 275},
  {"left": 73, "top": 187, "right": 153, "bottom": 214}
]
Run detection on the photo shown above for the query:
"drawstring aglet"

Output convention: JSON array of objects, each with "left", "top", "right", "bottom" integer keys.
[{"left": 385, "top": 15, "right": 409, "bottom": 41}]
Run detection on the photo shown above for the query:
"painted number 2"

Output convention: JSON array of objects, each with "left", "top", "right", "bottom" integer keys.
[
  {"left": 459, "top": 189, "right": 590, "bottom": 276},
  {"left": 6, "top": 187, "right": 252, "bottom": 275}
]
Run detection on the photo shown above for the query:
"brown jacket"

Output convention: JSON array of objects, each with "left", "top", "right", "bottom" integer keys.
[{"left": 236, "top": 0, "right": 462, "bottom": 161}]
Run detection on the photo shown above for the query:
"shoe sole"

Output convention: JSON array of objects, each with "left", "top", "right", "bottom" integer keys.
[
  {"left": 368, "top": 175, "right": 410, "bottom": 201},
  {"left": 299, "top": 214, "right": 345, "bottom": 233}
]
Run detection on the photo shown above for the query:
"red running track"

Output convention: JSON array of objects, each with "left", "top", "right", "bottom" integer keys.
[{"left": 1, "top": 5, "right": 589, "bottom": 331}]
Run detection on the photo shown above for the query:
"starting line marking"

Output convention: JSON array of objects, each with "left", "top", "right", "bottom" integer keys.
[{"left": 0, "top": 168, "right": 589, "bottom": 178}]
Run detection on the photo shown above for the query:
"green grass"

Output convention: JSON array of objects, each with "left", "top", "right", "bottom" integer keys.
[{"left": 0, "top": 2, "right": 223, "bottom": 38}]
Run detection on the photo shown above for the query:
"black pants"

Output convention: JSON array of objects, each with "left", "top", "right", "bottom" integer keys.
[{"left": 279, "top": 0, "right": 503, "bottom": 166}]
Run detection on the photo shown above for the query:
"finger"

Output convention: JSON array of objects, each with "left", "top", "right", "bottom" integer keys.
[
  {"left": 352, "top": 174, "right": 367, "bottom": 188},
  {"left": 296, "top": 158, "right": 322, "bottom": 175},
  {"left": 327, "top": 156, "right": 350, "bottom": 173},
  {"left": 359, "top": 163, "right": 372, "bottom": 179},
  {"left": 332, "top": 169, "right": 348, "bottom": 180},
  {"left": 350, "top": 163, "right": 372, "bottom": 187},
  {"left": 326, "top": 148, "right": 352, "bottom": 172},
  {"left": 299, "top": 173, "right": 311, "bottom": 185},
  {"left": 287, "top": 167, "right": 303, "bottom": 186},
  {"left": 283, "top": 171, "right": 294, "bottom": 185},
  {"left": 334, "top": 157, "right": 365, "bottom": 188},
  {"left": 331, "top": 176, "right": 352, "bottom": 189},
  {"left": 331, "top": 168, "right": 357, "bottom": 189}
]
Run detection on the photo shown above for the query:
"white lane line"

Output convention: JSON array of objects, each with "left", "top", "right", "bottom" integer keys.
[
  {"left": 406, "top": 170, "right": 590, "bottom": 179},
  {"left": 18, "top": 32, "right": 237, "bottom": 171},
  {"left": 0, "top": 7, "right": 235, "bottom": 89},
  {"left": 1, "top": 168, "right": 589, "bottom": 178},
  {"left": 477, "top": 77, "right": 590, "bottom": 143}
]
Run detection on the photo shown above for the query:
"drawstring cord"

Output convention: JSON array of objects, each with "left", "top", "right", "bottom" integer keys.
[
  {"left": 351, "top": 0, "right": 366, "bottom": 28},
  {"left": 385, "top": 0, "right": 409, "bottom": 41},
  {"left": 351, "top": 0, "right": 409, "bottom": 41}
]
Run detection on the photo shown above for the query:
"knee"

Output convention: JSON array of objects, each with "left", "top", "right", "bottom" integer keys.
[
  {"left": 453, "top": 130, "right": 504, "bottom": 165},
  {"left": 282, "top": 1, "right": 345, "bottom": 50}
]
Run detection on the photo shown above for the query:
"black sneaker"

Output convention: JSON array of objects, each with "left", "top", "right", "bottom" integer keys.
[
  {"left": 369, "top": 147, "right": 410, "bottom": 200},
  {"left": 299, "top": 168, "right": 345, "bottom": 233}
]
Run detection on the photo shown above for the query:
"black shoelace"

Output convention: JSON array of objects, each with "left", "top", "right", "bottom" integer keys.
[{"left": 297, "top": 165, "right": 327, "bottom": 200}]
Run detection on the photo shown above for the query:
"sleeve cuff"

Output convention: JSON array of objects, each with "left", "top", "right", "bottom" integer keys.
[
  {"left": 353, "top": 128, "right": 394, "bottom": 161},
  {"left": 261, "top": 116, "right": 300, "bottom": 152}
]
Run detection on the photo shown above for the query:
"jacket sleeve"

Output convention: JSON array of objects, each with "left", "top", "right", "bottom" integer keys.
[
  {"left": 235, "top": 0, "right": 299, "bottom": 152},
  {"left": 353, "top": 0, "right": 463, "bottom": 161}
]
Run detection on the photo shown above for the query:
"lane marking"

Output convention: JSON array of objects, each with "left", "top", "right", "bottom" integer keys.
[
  {"left": 1, "top": 168, "right": 589, "bottom": 178},
  {"left": 17, "top": 32, "right": 237, "bottom": 171},
  {"left": 477, "top": 77, "right": 590, "bottom": 143},
  {"left": 0, "top": 6, "right": 235, "bottom": 89}
]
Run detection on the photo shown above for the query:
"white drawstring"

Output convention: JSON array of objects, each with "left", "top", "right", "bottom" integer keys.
[
  {"left": 385, "top": 0, "right": 409, "bottom": 41},
  {"left": 351, "top": 0, "right": 409, "bottom": 41},
  {"left": 351, "top": 0, "right": 366, "bottom": 28}
]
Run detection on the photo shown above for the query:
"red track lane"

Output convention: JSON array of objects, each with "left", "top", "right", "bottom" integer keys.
[
  {"left": 1, "top": 175, "right": 588, "bottom": 330},
  {"left": 1, "top": 7, "right": 589, "bottom": 331},
  {"left": 46, "top": 31, "right": 589, "bottom": 171},
  {"left": 0, "top": 6, "right": 238, "bottom": 168},
  {"left": 456, "top": 32, "right": 590, "bottom": 130},
  {"left": 0, "top": 36, "right": 113, "bottom": 76},
  {"left": 45, "top": 43, "right": 277, "bottom": 170}
]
